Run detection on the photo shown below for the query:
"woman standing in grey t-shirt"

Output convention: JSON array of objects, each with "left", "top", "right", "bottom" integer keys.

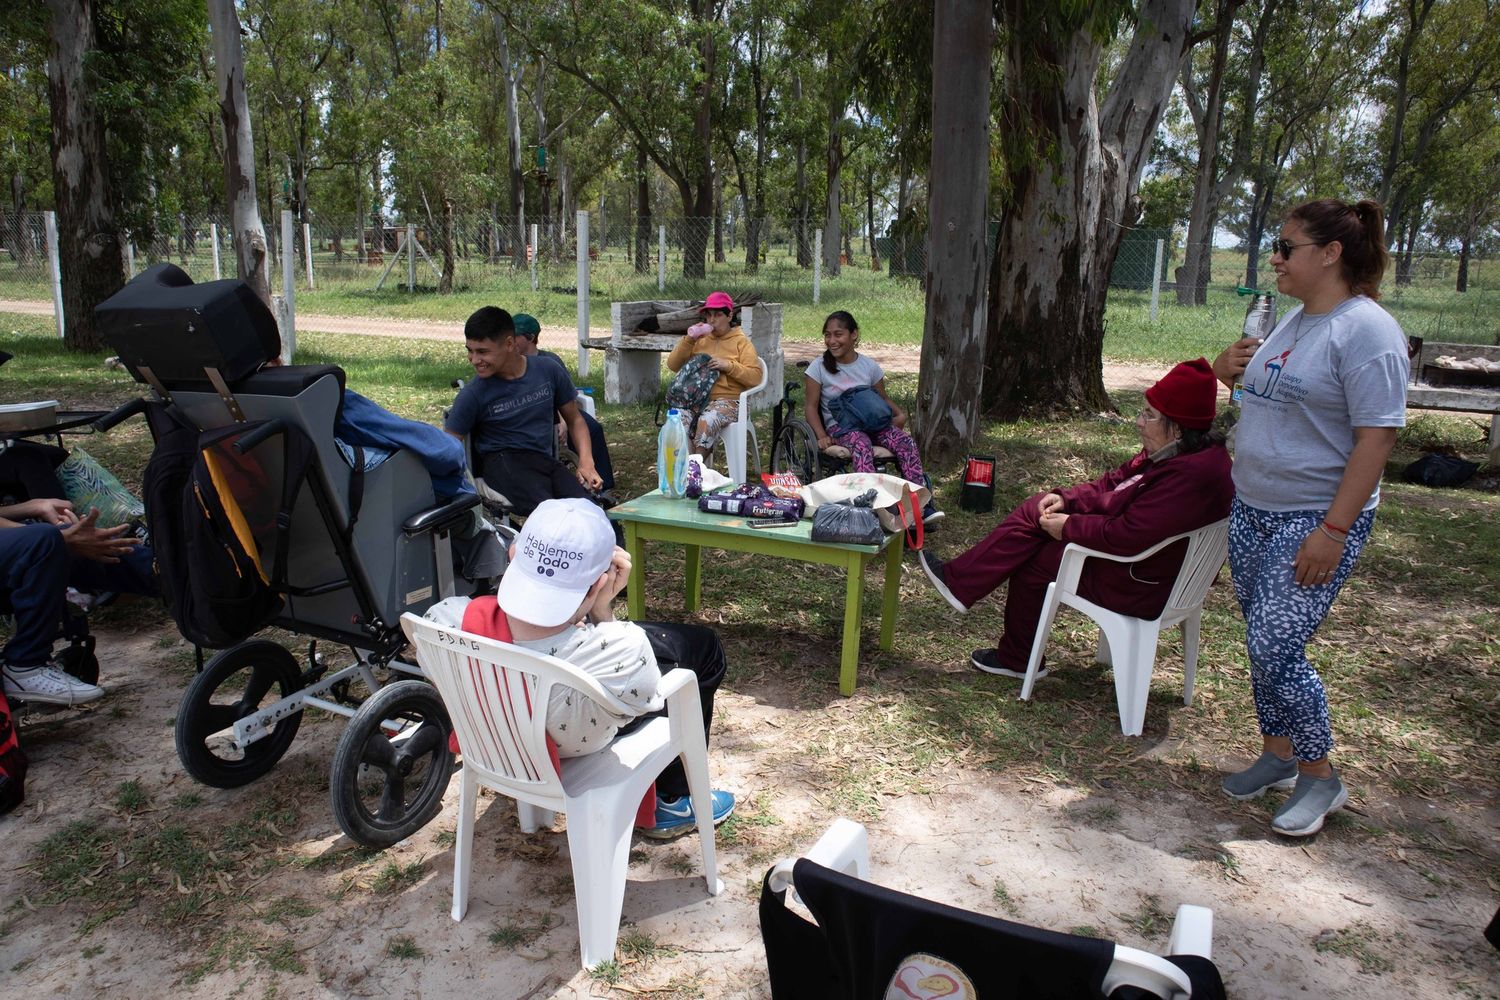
[{"left": 1212, "top": 198, "right": 1408, "bottom": 838}]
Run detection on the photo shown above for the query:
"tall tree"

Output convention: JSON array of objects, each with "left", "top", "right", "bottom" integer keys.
[
  {"left": 208, "top": 0, "right": 272, "bottom": 309},
  {"left": 44, "top": 0, "right": 125, "bottom": 351},
  {"left": 493, "top": 13, "right": 527, "bottom": 269},
  {"left": 915, "top": 0, "right": 989, "bottom": 464},
  {"left": 984, "top": 0, "right": 1194, "bottom": 419}
]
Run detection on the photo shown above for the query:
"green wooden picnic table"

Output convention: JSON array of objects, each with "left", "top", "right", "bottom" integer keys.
[{"left": 608, "top": 490, "right": 903, "bottom": 695}]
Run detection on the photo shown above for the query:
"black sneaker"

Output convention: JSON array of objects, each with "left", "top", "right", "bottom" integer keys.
[
  {"left": 970, "top": 648, "right": 1046, "bottom": 679},
  {"left": 922, "top": 501, "right": 944, "bottom": 526},
  {"left": 918, "top": 550, "right": 966, "bottom": 612}
]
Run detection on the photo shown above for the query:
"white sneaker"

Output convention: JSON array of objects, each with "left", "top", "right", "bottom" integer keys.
[{"left": 2, "top": 664, "right": 105, "bottom": 706}]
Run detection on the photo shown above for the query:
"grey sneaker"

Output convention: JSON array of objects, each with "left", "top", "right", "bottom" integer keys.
[
  {"left": 2, "top": 663, "right": 105, "bottom": 707},
  {"left": 918, "top": 550, "right": 967, "bottom": 613},
  {"left": 1221, "top": 751, "right": 1298, "bottom": 800},
  {"left": 1272, "top": 770, "right": 1348, "bottom": 837}
]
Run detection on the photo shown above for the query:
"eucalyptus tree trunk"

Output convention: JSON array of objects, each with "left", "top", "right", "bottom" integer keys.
[
  {"left": 1176, "top": 0, "right": 1239, "bottom": 307},
  {"left": 866, "top": 167, "right": 880, "bottom": 271},
  {"left": 45, "top": 0, "right": 126, "bottom": 351},
  {"left": 823, "top": 55, "right": 844, "bottom": 277},
  {"left": 634, "top": 144, "right": 651, "bottom": 274},
  {"left": 208, "top": 0, "right": 270, "bottom": 309},
  {"left": 495, "top": 14, "right": 527, "bottom": 270},
  {"left": 794, "top": 72, "right": 811, "bottom": 268},
  {"left": 916, "top": 0, "right": 991, "bottom": 465},
  {"left": 984, "top": 0, "right": 1194, "bottom": 420}
]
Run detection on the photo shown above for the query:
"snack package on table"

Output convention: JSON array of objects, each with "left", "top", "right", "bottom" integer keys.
[{"left": 697, "top": 483, "right": 804, "bottom": 521}]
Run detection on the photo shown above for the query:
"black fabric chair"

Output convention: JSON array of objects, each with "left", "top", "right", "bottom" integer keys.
[{"left": 760, "top": 820, "right": 1225, "bottom": 1000}]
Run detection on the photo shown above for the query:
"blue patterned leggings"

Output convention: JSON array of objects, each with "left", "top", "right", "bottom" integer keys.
[{"left": 1228, "top": 498, "right": 1375, "bottom": 762}]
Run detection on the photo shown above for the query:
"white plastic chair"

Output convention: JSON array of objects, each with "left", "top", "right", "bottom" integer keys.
[
  {"left": 1021, "top": 518, "right": 1231, "bottom": 737},
  {"left": 401, "top": 613, "right": 723, "bottom": 969},
  {"left": 766, "top": 819, "right": 1215, "bottom": 999},
  {"left": 717, "top": 358, "right": 769, "bottom": 485}
]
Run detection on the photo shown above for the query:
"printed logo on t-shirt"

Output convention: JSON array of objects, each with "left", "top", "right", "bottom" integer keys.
[
  {"left": 883, "top": 953, "right": 975, "bottom": 999},
  {"left": 1244, "top": 347, "right": 1307, "bottom": 404}
]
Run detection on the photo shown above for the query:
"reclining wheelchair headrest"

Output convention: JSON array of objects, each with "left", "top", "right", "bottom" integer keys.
[{"left": 96, "top": 263, "right": 283, "bottom": 386}]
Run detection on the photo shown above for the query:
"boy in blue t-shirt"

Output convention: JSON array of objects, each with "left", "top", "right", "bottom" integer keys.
[{"left": 445, "top": 306, "right": 602, "bottom": 517}]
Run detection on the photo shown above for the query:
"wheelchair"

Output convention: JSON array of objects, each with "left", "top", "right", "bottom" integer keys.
[
  {"left": 96, "top": 263, "right": 479, "bottom": 848},
  {"left": 768, "top": 361, "right": 901, "bottom": 482}
]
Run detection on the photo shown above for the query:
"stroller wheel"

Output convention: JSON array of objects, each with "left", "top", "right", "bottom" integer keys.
[
  {"left": 58, "top": 637, "right": 100, "bottom": 686},
  {"left": 330, "top": 680, "right": 455, "bottom": 849},
  {"left": 175, "top": 640, "right": 304, "bottom": 788}
]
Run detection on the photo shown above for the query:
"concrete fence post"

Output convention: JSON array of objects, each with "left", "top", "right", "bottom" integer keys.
[
  {"left": 658, "top": 225, "right": 666, "bottom": 292},
  {"left": 576, "top": 210, "right": 590, "bottom": 379},
  {"left": 210, "top": 222, "right": 222, "bottom": 279},
  {"left": 813, "top": 229, "right": 823, "bottom": 305},
  {"left": 1150, "top": 238, "right": 1164, "bottom": 323},
  {"left": 280, "top": 210, "right": 296, "bottom": 361}
]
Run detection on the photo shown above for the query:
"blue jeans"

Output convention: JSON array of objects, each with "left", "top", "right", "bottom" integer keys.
[
  {"left": 1228, "top": 498, "right": 1375, "bottom": 762},
  {"left": 1, "top": 523, "right": 156, "bottom": 669}
]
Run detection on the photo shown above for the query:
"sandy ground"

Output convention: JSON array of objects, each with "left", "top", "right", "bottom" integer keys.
[{"left": 2, "top": 622, "right": 1496, "bottom": 999}]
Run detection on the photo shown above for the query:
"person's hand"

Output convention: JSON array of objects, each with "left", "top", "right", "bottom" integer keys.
[
  {"left": 1292, "top": 526, "right": 1343, "bottom": 587},
  {"left": 16, "top": 497, "right": 78, "bottom": 526},
  {"left": 1037, "top": 493, "right": 1065, "bottom": 517},
  {"left": 587, "top": 547, "right": 633, "bottom": 621},
  {"left": 816, "top": 434, "right": 833, "bottom": 450},
  {"left": 61, "top": 508, "right": 138, "bottom": 563},
  {"left": 575, "top": 461, "right": 603, "bottom": 491},
  {"left": 1213, "top": 336, "right": 1261, "bottom": 385},
  {"left": 892, "top": 409, "right": 908, "bottom": 429},
  {"left": 1039, "top": 511, "right": 1068, "bottom": 541},
  {"left": 707, "top": 357, "right": 731, "bottom": 372}
]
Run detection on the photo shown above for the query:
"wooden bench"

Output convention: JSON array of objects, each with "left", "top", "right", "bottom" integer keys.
[{"left": 1408, "top": 340, "right": 1500, "bottom": 467}]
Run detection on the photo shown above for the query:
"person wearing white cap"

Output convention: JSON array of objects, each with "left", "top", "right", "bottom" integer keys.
[{"left": 462, "top": 498, "right": 735, "bottom": 839}]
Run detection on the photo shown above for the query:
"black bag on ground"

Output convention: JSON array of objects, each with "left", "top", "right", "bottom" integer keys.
[
  {"left": 143, "top": 404, "right": 314, "bottom": 648},
  {"left": 1401, "top": 453, "right": 1477, "bottom": 488}
]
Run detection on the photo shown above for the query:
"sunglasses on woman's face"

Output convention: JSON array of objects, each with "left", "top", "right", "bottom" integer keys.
[{"left": 1271, "top": 237, "right": 1320, "bottom": 259}]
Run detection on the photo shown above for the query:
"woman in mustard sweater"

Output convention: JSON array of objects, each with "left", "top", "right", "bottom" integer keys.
[{"left": 665, "top": 291, "right": 763, "bottom": 454}]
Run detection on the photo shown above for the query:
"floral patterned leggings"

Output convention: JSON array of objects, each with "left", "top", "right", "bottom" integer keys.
[
  {"left": 825, "top": 419, "right": 926, "bottom": 486},
  {"left": 1228, "top": 497, "right": 1376, "bottom": 763}
]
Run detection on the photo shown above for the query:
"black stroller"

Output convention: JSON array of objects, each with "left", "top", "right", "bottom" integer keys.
[{"left": 96, "top": 264, "right": 477, "bottom": 847}]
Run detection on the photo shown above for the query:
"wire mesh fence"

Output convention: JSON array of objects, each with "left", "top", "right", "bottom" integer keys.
[{"left": 3, "top": 209, "right": 1495, "bottom": 362}]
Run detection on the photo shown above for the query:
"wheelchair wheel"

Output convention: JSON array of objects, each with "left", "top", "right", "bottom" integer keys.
[
  {"left": 771, "top": 418, "right": 821, "bottom": 481},
  {"left": 58, "top": 637, "right": 99, "bottom": 686},
  {"left": 330, "top": 680, "right": 455, "bottom": 849},
  {"left": 175, "top": 640, "right": 304, "bottom": 788}
]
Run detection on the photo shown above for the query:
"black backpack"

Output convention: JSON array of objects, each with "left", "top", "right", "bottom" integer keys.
[{"left": 143, "top": 404, "right": 314, "bottom": 648}]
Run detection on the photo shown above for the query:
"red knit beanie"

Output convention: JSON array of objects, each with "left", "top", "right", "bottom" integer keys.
[{"left": 1144, "top": 358, "right": 1216, "bottom": 430}]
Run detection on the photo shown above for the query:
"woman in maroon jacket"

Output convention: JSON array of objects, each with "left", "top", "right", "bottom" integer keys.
[{"left": 918, "top": 359, "right": 1233, "bottom": 677}]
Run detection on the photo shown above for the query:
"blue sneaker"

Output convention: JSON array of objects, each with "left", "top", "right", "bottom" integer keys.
[{"left": 641, "top": 790, "right": 736, "bottom": 840}]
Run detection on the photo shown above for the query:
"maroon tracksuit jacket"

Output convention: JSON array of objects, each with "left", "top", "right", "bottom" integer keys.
[{"left": 943, "top": 444, "right": 1234, "bottom": 669}]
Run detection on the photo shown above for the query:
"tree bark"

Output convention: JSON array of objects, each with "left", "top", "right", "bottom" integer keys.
[
  {"left": 794, "top": 72, "right": 811, "bottom": 268},
  {"left": 634, "top": 143, "right": 651, "bottom": 274},
  {"left": 984, "top": 0, "right": 1194, "bottom": 420},
  {"left": 823, "top": 52, "right": 844, "bottom": 277},
  {"left": 45, "top": 0, "right": 126, "bottom": 352},
  {"left": 1176, "top": 1, "right": 1239, "bottom": 306},
  {"left": 866, "top": 166, "right": 880, "bottom": 270},
  {"left": 495, "top": 14, "right": 527, "bottom": 270},
  {"left": 916, "top": 0, "right": 991, "bottom": 465}
]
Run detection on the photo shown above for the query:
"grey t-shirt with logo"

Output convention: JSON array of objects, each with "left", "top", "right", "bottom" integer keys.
[{"left": 1234, "top": 295, "right": 1408, "bottom": 512}]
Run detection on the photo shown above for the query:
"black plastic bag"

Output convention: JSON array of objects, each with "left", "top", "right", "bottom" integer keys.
[
  {"left": 1402, "top": 453, "right": 1478, "bottom": 488},
  {"left": 811, "top": 489, "right": 885, "bottom": 544}
]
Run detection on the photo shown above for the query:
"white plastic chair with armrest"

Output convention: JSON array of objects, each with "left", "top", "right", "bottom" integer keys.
[
  {"left": 718, "top": 358, "right": 769, "bottom": 485},
  {"left": 1020, "top": 518, "right": 1231, "bottom": 737},
  {"left": 767, "top": 819, "right": 1215, "bottom": 999},
  {"left": 400, "top": 613, "right": 723, "bottom": 970}
]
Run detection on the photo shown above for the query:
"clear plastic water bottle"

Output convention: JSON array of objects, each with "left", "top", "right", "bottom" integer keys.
[
  {"left": 1233, "top": 291, "right": 1277, "bottom": 404},
  {"left": 657, "top": 410, "right": 689, "bottom": 497}
]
